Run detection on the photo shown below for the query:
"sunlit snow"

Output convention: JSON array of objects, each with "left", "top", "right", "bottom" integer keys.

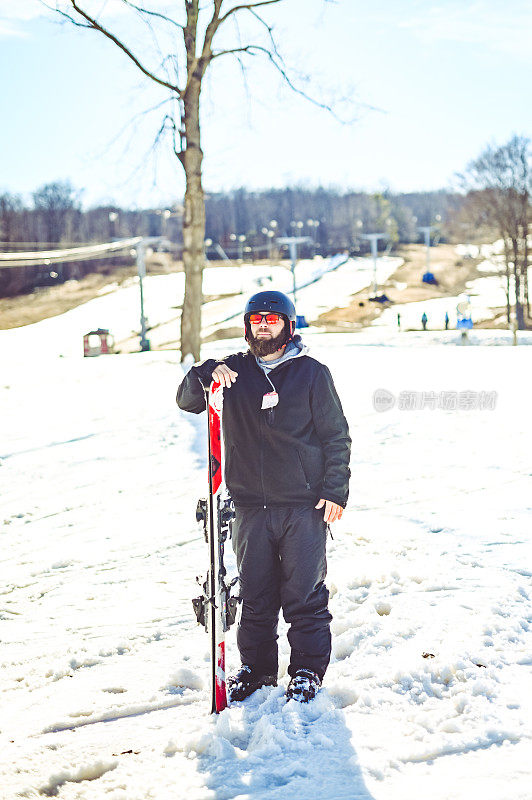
[{"left": 1, "top": 255, "right": 531, "bottom": 799}]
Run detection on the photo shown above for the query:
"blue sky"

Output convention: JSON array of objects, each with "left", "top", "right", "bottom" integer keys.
[{"left": 0, "top": 0, "right": 530, "bottom": 209}]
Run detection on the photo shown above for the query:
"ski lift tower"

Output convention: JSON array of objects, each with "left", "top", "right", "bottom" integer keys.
[
  {"left": 276, "top": 236, "right": 312, "bottom": 303},
  {"left": 134, "top": 236, "right": 172, "bottom": 351},
  {"left": 418, "top": 225, "right": 436, "bottom": 275},
  {"left": 360, "top": 233, "right": 387, "bottom": 296}
]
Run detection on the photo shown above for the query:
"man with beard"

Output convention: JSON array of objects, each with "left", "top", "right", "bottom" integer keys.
[{"left": 176, "top": 290, "right": 351, "bottom": 703}]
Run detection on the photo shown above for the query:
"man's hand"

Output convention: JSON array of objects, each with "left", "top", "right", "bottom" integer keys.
[
  {"left": 315, "top": 499, "right": 343, "bottom": 523},
  {"left": 212, "top": 364, "right": 238, "bottom": 388}
]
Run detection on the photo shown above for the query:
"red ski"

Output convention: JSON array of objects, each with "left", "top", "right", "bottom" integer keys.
[{"left": 193, "top": 380, "right": 239, "bottom": 714}]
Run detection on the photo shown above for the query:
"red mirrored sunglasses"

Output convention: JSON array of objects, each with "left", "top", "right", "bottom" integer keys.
[{"left": 247, "top": 313, "right": 282, "bottom": 325}]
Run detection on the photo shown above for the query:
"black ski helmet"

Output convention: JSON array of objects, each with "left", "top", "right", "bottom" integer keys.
[{"left": 244, "top": 290, "right": 297, "bottom": 341}]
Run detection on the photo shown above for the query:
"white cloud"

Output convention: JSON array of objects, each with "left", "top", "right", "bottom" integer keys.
[
  {"left": 0, "top": 0, "right": 179, "bottom": 39},
  {"left": 0, "top": 0, "right": 183, "bottom": 36},
  {"left": 0, "top": 0, "right": 43, "bottom": 21},
  {"left": 399, "top": 1, "right": 532, "bottom": 62},
  {"left": 0, "top": 0, "right": 46, "bottom": 37},
  {"left": 0, "top": 20, "right": 28, "bottom": 37}
]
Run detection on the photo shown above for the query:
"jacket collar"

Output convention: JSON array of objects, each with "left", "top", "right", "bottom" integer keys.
[{"left": 252, "top": 334, "right": 308, "bottom": 372}]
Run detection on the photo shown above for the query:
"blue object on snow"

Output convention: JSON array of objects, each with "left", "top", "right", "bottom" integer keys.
[
  {"left": 422, "top": 271, "right": 438, "bottom": 285},
  {"left": 296, "top": 315, "right": 309, "bottom": 329}
]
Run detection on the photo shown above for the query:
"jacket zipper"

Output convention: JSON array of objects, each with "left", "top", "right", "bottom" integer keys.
[
  {"left": 264, "top": 372, "right": 276, "bottom": 425},
  {"left": 297, "top": 450, "right": 311, "bottom": 491},
  {"left": 258, "top": 405, "right": 267, "bottom": 508}
]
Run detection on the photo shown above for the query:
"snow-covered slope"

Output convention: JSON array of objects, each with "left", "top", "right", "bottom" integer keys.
[
  {"left": 0, "top": 255, "right": 401, "bottom": 358},
  {"left": 2, "top": 323, "right": 531, "bottom": 799}
]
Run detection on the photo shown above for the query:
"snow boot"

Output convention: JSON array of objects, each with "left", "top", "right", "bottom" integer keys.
[
  {"left": 286, "top": 668, "right": 321, "bottom": 703},
  {"left": 227, "top": 665, "right": 277, "bottom": 702}
]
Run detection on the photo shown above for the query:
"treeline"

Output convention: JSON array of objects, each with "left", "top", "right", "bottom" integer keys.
[
  {"left": 205, "top": 187, "right": 463, "bottom": 251},
  {"left": 0, "top": 181, "right": 462, "bottom": 251},
  {"left": 0, "top": 182, "right": 177, "bottom": 247},
  {"left": 0, "top": 181, "right": 464, "bottom": 297}
]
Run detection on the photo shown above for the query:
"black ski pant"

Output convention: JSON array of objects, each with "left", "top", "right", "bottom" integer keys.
[{"left": 231, "top": 505, "right": 332, "bottom": 681}]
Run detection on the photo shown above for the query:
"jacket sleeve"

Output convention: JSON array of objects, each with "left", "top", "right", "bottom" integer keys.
[
  {"left": 176, "top": 358, "right": 218, "bottom": 414},
  {"left": 310, "top": 364, "right": 351, "bottom": 507},
  {"left": 176, "top": 354, "right": 241, "bottom": 414}
]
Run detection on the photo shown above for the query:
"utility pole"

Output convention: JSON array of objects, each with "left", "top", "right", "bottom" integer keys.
[
  {"left": 276, "top": 236, "right": 312, "bottom": 304},
  {"left": 135, "top": 236, "right": 171, "bottom": 352},
  {"left": 418, "top": 225, "right": 435, "bottom": 274},
  {"left": 361, "top": 233, "right": 387, "bottom": 296},
  {"left": 136, "top": 240, "right": 150, "bottom": 352}
]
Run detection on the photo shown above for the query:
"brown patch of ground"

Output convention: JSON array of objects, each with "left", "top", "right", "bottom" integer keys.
[
  {"left": 203, "top": 326, "right": 244, "bottom": 343},
  {"left": 313, "top": 244, "right": 484, "bottom": 331},
  {"left": 473, "top": 308, "right": 512, "bottom": 329}
]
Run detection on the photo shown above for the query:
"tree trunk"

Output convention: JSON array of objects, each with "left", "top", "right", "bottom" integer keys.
[
  {"left": 505, "top": 261, "right": 511, "bottom": 325},
  {"left": 523, "top": 211, "right": 530, "bottom": 322},
  {"left": 502, "top": 237, "right": 512, "bottom": 324},
  {"left": 180, "top": 84, "right": 205, "bottom": 362},
  {"left": 519, "top": 188, "right": 530, "bottom": 322},
  {"left": 511, "top": 238, "right": 525, "bottom": 329},
  {"left": 524, "top": 236, "right": 530, "bottom": 320}
]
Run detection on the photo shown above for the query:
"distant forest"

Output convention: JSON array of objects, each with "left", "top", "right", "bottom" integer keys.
[
  {"left": 1, "top": 182, "right": 463, "bottom": 254},
  {"left": 0, "top": 183, "right": 465, "bottom": 296}
]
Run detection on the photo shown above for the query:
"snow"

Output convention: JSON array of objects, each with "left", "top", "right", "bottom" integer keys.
[
  {"left": 378, "top": 273, "right": 513, "bottom": 330},
  {"left": 1, "top": 255, "right": 531, "bottom": 799},
  {"left": 0, "top": 255, "right": 401, "bottom": 358},
  {"left": 455, "top": 240, "right": 505, "bottom": 260}
]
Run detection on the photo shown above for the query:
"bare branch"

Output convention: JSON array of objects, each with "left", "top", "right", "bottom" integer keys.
[
  {"left": 159, "top": 54, "right": 180, "bottom": 86},
  {"left": 248, "top": 7, "right": 279, "bottom": 51},
  {"left": 199, "top": 0, "right": 223, "bottom": 66},
  {"left": 118, "top": 1, "right": 178, "bottom": 86},
  {"left": 181, "top": 0, "right": 224, "bottom": 97},
  {"left": 232, "top": 13, "right": 253, "bottom": 124},
  {"left": 64, "top": 1, "right": 181, "bottom": 95},
  {"left": 211, "top": 45, "right": 257, "bottom": 58},
  {"left": 182, "top": 0, "right": 200, "bottom": 97},
  {"left": 214, "top": 5, "right": 376, "bottom": 123},
  {"left": 120, "top": 0, "right": 184, "bottom": 32},
  {"left": 211, "top": 44, "right": 345, "bottom": 119},
  {"left": 184, "top": 0, "right": 199, "bottom": 68},
  {"left": 39, "top": 1, "right": 92, "bottom": 27},
  {"left": 219, "top": 0, "right": 282, "bottom": 25},
  {"left": 155, "top": 114, "right": 176, "bottom": 157},
  {"left": 154, "top": 112, "right": 186, "bottom": 165},
  {"left": 84, "top": 96, "right": 175, "bottom": 173},
  {"left": 131, "top": 97, "right": 176, "bottom": 124}
]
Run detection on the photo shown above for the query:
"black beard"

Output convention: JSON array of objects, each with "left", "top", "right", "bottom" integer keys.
[{"left": 248, "top": 326, "right": 289, "bottom": 357}]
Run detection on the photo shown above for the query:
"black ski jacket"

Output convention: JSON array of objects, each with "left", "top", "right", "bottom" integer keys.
[{"left": 176, "top": 342, "right": 351, "bottom": 508}]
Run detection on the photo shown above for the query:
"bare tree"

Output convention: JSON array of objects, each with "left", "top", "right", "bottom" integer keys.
[
  {"left": 457, "top": 136, "right": 531, "bottom": 329},
  {"left": 47, "top": 0, "right": 339, "bottom": 360},
  {"left": 33, "top": 180, "right": 81, "bottom": 245},
  {"left": 0, "top": 193, "right": 23, "bottom": 244}
]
